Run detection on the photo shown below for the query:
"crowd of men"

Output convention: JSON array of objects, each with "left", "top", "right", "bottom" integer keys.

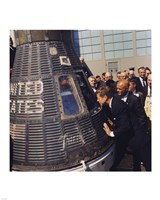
[{"left": 88, "top": 66, "right": 152, "bottom": 171}]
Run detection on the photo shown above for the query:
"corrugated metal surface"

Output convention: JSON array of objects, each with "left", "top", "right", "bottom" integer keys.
[{"left": 10, "top": 32, "right": 113, "bottom": 171}]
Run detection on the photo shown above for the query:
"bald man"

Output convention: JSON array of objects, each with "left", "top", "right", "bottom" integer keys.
[{"left": 116, "top": 80, "right": 151, "bottom": 171}]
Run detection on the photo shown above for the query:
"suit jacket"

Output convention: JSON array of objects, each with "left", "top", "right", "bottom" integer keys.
[
  {"left": 109, "top": 97, "right": 131, "bottom": 138},
  {"left": 136, "top": 77, "right": 148, "bottom": 104},
  {"left": 125, "top": 92, "right": 149, "bottom": 151}
]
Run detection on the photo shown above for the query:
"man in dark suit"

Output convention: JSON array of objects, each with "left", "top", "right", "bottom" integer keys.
[
  {"left": 136, "top": 66, "right": 148, "bottom": 106},
  {"left": 96, "top": 86, "right": 132, "bottom": 170},
  {"left": 128, "top": 77, "right": 144, "bottom": 106},
  {"left": 116, "top": 79, "right": 151, "bottom": 171}
]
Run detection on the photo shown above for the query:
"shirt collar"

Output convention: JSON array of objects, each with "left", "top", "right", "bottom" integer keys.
[
  {"left": 109, "top": 97, "right": 113, "bottom": 108},
  {"left": 121, "top": 92, "right": 129, "bottom": 102}
]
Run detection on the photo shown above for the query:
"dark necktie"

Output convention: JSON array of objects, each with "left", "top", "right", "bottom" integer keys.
[{"left": 142, "top": 77, "right": 146, "bottom": 87}]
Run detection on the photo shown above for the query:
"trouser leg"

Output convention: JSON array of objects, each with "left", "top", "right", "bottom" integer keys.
[
  {"left": 132, "top": 149, "right": 141, "bottom": 171},
  {"left": 110, "top": 135, "right": 128, "bottom": 171},
  {"left": 141, "top": 141, "right": 151, "bottom": 171}
]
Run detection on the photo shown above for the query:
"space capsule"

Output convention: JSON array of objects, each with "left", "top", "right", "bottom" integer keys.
[{"left": 10, "top": 30, "right": 115, "bottom": 171}]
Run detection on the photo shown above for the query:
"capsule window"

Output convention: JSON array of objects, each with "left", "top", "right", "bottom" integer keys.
[{"left": 59, "top": 75, "right": 83, "bottom": 116}]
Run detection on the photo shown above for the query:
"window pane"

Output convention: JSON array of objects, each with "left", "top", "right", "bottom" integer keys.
[
  {"left": 113, "top": 30, "right": 122, "bottom": 34},
  {"left": 136, "top": 39, "right": 146, "bottom": 48},
  {"left": 104, "top": 35, "right": 113, "bottom": 43},
  {"left": 122, "top": 30, "right": 132, "bottom": 33},
  {"left": 136, "top": 31, "right": 146, "bottom": 39},
  {"left": 82, "top": 38, "right": 91, "bottom": 46},
  {"left": 103, "top": 30, "right": 113, "bottom": 35},
  {"left": 81, "top": 30, "right": 90, "bottom": 38},
  {"left": 92, "top": 52, "right": 101, "bottom": 60},
  {"left": 108, "top": 66, "right": 118, "bottom": 73},
  {"left": 90, "top": 30, "right": 100, "bottom": 37},
  {"left": 80, "top": 47, "right": 83, "bottom": 54},
  {"left": 104, "top": 43, "right": 114, "bottom": 51},
  {"left": 114, "top": 50, "right": 123, "bottom": 58},
  {"left": 108, "top": 61, "right": 118, "bottom": 67},
  {"left": 146, "top": 39, "right": 151, "bottom": 46},
  {"left": 123, "top": 33, "right": 132, "bottom": 41},
  {"left": 105, "top": 51, "right": 114, "bottom": 59},
  {"left": 78, "top": 31, "right": 82, "bottom": 39},
  {"left": 114, "top": 42, "right": 123, "bottom": 50},
  {"left": 91, "top": 37, "right": 100, "bottom": 45},
  {"left": 137, "top": 48, "right": 146, "bottom": 56},
  {"left": 92, "top": 45, "right": 101, "bottom": 52},
  {"left": 79, "top": 40, "right": 82, "bottom": 46},
  {"left": 83, "top": 46, "right": 92, "bottom": 53},
  {"left": 113, "top": 34, "right": 123, "bottom": 42},
  {"left": 123, "top": 41, "right": 133, "bottom": 49},
  {"left": 59, "top": 76, "right": 82, "bottom": 115},
  {"left": 124, "top": 49, "right": 133, "bottom": 57},
  {"left": 146, "top": 30, "right": 151, "bottom": 38},
  {"left": 84, "top": 54, "right": 92, "bottom": 61}
]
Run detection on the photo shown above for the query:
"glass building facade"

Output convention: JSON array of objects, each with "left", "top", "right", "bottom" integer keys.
[
  {"left": 72, "top": 30, "right": 102, "bottom": 61},
  {"left": 136, "top": 30, "right": 151, "bottom": 56},
  {"left": 72, "top": 30, "right": 151, "bottom": 77},
  {"left": 104, "top": 30, "right": 133, "bottom": 59}
]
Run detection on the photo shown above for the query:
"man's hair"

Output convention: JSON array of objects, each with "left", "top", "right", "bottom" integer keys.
[
  {"left": 96, "top": 86, "right": 114, "bottom": 99},
  {"left": 138, "top": 66, "right": 145, "bottom": 72},
  {"left": 145, "top": 67, "right": 151, "bottom": 71},
  {"left": 128, "top": 77, "right": 137, "bottom": 84},
  {"left": 88, "top": 75, "right": 95, "bottom": 80}
]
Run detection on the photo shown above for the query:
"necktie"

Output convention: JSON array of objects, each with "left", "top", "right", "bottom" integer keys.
[{"left": 142, "top": 78, "right": 146, "bottom": 87}]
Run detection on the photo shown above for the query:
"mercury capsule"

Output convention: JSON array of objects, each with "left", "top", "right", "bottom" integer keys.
[{"left": 10, "top": 30, "right": 115, "bottom": 171}]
